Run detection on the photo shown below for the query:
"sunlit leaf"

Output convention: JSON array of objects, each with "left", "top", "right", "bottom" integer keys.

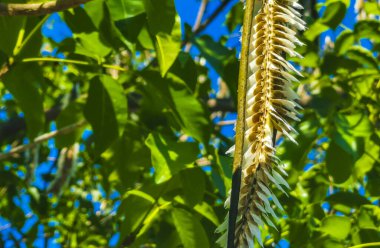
[
  {"left": 320, "top": 216, "right": 351, "bottom": 240},
  {"left": 145, "top": 132, "right": 198, "bottom": 184},
  {"left": 172, "top": 208, "right": 209, "bottom": 248},
  {"left": 107, "top": 0, "right": 145, "bottom": 21},
  {"left": 326, "top": 192, "right": 371, "bottom": 214},
  {"left": 155, "top": 33, "right": 181, "bottom": 77}
]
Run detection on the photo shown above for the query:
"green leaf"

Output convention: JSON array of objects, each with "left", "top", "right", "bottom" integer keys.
[
  {"left": 2, "top": 64, "right": 44, "bottom": 139},
  {"left": 141, "top": 70, "right": 212, "bottom": 144},
  {"left": 173, "top": 196, "right": 220, "bottom": 226},
  {"left": 326, "top": 192, "right": 371, "bottom": 214},
  {"left": 167, "top": 74, "right": 212, "bottom": 144},
  {"left": 145, "top": 133, "right": 198, "bottom": 184},
  {"left": 321, "top": 1, "right": 347, "bottom": 29},
  {"left": 101, "top": 76, "right": 128, "bottom": 136},
  {"left": 193, "top": 35, "right": 239, "bottom": 102},
  {"left": 335, "top": 30, "right": 355, "bottom": 55},
  {"left": 225, "top": 2, "right": 243, "bottom": 32},
  {"left": 85, "top": 0, "right": 129, "bottom": 50},
  {"left": 155, "top": 33, "right": 181, "bottom": 77},
  {"left": 320, "top": 216, "right": 351, "bottom": 240},
  {"left": 55, "top": 100, "right": 85, "bottom": 148},
  {"left": 16, "top": 18, "right": 43, "bottom": 59},
  {"left": 171, "top": 208, "right": 209, "bottom": 248},
  {"left": 64, "top": 2, "right": 124, "bottom": 58},
  {"left": 326, "top": 136, "right": 356, "bottom": 184},
  {"left": 107, "top": 0, "right": 145, "bottom": 21},
  {"left": 334, "top": 130, "right": 363, "bottom": 160},
  {"left": 116, "top": 13, "right": 147, "bottom": 43},
  {"left": 354, "top": 20, "right": 380, "bottom": 42},
  {"left": 193, "top": 201, "right": 220, "bottom": 226},
  {"left": 367, "top": 162, "right": 380, "bottom": 197},
  {"left": 321, "top": 53, "right": 361, "bottom": 75},
  {"left": 364, "top": 2, "right": 380, "bottom": 15},
  {"left": 293, "top": 40, "right": 320, "bottom": 68},
  {"left": 169, "top": 52, "right": 198, "bottom": 91},
  {"left": 84, "top": 75, "right": 128, "bottom": 155},
  {"left": 193, "top": 36, "right": 232, "bottom": 74},
  {"left": 277, "top": 116, "right": 320, "bottom": 171},
  {"left": 299, "top": 164, "right": 330, "bottom": 203},
  {"left": 105, "top": 122, "right": 150, "bottom": 189},
  {"left": 357, "top": 205, "right": 380, "bottom": 230},
  {"left": 180, "top": 168, "right": 205, "bottom": 207},
  {"left": 74, "top": 33, "right": 112, "bottom": 60},
  {"left": 143, "top": 0, "right": 176, "bottom": 35},
  {"left": 357, "top": 228, "right": 380, "bottom": 244},
  {"left": 335, "top": 112, "right": 373, "bottom": 138},
  {"left": 354, "top": 138, "right": 379, "bottom": 180},
  {"left": 118, "top": 191, "right": 155, "bottom": 243},
  {"left": 63, "top": 7, "right": 97, "bottom": 34},
  {"left": 346, "top": 46, "right": 379, "bottom": 70},
  {"left": 137, "top": 25, "right": 155, "bottom": 49},
  {"left": 304, "top": 21, "right": 330, "bottom": 41},
  {"left": 0, "top": 16, "right": 25, "bottom": 56},
  {"left": 288, "top": 219, "right": 310, "bottom": 247}
]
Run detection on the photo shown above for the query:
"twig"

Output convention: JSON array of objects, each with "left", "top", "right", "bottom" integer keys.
[
  {"left": 194, "top": 0, "right": 233, "bottom": 36},
  {"left": 22, "top": 57, "right": 128, "bottom": 72},
  {"left": 184, "top": 0, "right": 209, "bottom": 52},
  {"left": 15, "top": 15, "right": 50, "bottom": 56},
  {"left": 0, "top": 120, "right": 86, "bottom": 161},
  {"left": 182, "top": 0, "right": 234, "bottom": 46},
  {"left": 0, "top": 0, "right": 92, "bottom": 16},
  {"left": 216, "top": 120, "right": 235, "bottom": 126},
  {"left": 0, "top": 105, "right": 63, "bottom": 143},
  {"left": 349, "top": 243, "right": 380, "bottom": 248}
]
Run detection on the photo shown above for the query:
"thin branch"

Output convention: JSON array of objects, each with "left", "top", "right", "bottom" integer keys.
[
  {"left": 22, "top": 57, "right": 128, "bottom": 72},
  {"left": 216, "top": 120, "right": 235, "bottom": 126},
  {"left": 0, "top": 0, "right": 92, "bottom": 16},
  {"left": 184, "top": 0, "right": 209, "bottom": 52},
  {"left": 15, "top": 15, "right": 50, "bottom": 56},
  {"left": 194, "top": 0, "right": 233, "bottom": 36},
  {"left": 349, "top": 243, "right": 380, "bottom": 248},
  {"left": 0, "top": 104, "right": 63, "bottom": 143},
  {"left": 0, "top": 120, "right": 86, "bottom": 161},
  {"left": 182, "top": 0, "right": 234, "bottom": 46}
]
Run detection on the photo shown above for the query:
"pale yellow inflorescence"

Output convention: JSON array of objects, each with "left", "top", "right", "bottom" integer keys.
[{"left": 217, "top": 0, "right": 305, "bottom": 247}]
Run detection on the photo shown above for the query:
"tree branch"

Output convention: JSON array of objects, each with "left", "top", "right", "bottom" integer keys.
[
  {"left": 0, "top": 104, "right": 64, "bottom": 144},
  {"left": 194, "top": 0, "right": 233, "bottom": 36},
  {"left": 184, "top": 0, "right": 209, "bottom": 52},
  {"left": 0, "top": 0, "right": 92, "bottom": 16},
  {"left": 0, "top": 120, "right": 86, "bottom": 161},
  {"left": 182, "top": 0, "right": 234, "bottom": 46}
]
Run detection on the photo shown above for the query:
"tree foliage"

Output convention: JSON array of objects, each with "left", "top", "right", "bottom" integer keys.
[{"left": 0, "top": 0, "right": 379, "bottom": 247}]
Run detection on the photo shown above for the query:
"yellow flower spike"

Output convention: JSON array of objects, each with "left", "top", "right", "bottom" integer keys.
[{"left": 216, "top": 0, "right": 304, "bottom": 247}]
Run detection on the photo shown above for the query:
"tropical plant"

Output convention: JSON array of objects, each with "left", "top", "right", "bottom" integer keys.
[{"left": 0, "top": 0, "right": 379, "bottom": 248}]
